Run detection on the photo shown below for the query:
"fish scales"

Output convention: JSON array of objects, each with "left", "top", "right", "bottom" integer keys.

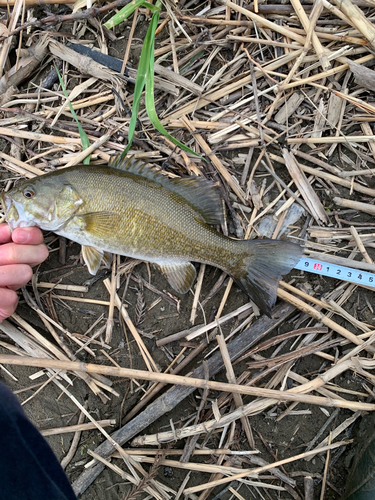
[
  {"left": 1, "top": 157, "right": 303, "bottom": 316},
  {"left": 58, "top": 166, "right": 235, "bottom": 265}
]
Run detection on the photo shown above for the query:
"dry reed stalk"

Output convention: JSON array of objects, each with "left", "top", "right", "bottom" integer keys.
[
  {"left": 183, "top": 441, "right": 350, "bottom": 495},
  {"left": 87, "top": 450, "right": 168, "bottom": 499},
  {"left": 287, "top": 27, "right": 368, "bottom": 45},
  {"left": 121, "top": 7, "right": 138, "bottom": 74},
  {"left": 361, "top": 121, "right": 375, "bottom": 159},
  {"left": 105, "top": 259, "right": 116, "bottom": 344},
  {"left": 103, "top": 279, "right": 158, "bottom": 373},
  {"left": 168, "top": 119, "right": 228, "bottom": 130},
  {"left": 86, "top": 449, "right": 137, "bottom": 484},
  {"left": 14, "top": 303, "right": 111, "bottom": 399},
  {"left": 307, "top": 412, "right": 360, "bottom": 463},
  {"left": 1, "top": 0, "right": 76, "bottom": 3},
  {"left": 112, "top": 448, "right": 258, "bottom": 457},
  {"left": 339, "top": 168, "right": 375, "bottom": 177},
  {"left": 51, "top": 77, "right": 97, "bottom": 128},
  {"left": 157, "top": 302, "right": 252, "bottom": 345},
  {"left": 288, "top": 135, "right": 375, "bottom": 144},
  {"left": 321, "top": 433, "right": 331, "bottom": 500},
  {"left": 333, "top": 89, "right": 375, "bottom": 115},
  {"left": 294, "top": 149, "right": 342, "bottom": 175},
  {"left": 217, "top": 333, "right": 255, "bottom": 449},
  {"left": 37, "top": 283, "right": 88, "bottom": 292},
  {"left": 0, "top": 0, "right": 23, "bottom": 78},
  {"left": 332, "top": 0, "right": 375, "bottom": 49},
  {"left": 326, "top": 299, "right": 373, "bottom": 333},
  {"left": 0, "top": 150, "right": 44, "bottom": 177},
  {"left": 0, "top": 126, "right": 82, "bottom": 145},
  {"left": 321, "top": 0, "right": 355, "bottom": 27},
  {"left": 190, "top": 263, "right": 205, "bottom": 324},
  {"left": 132, "top": 353, "right": 370, "bottom": 447},
  {"left": 269, "top": 152, "right": 375, "bottom": 197},
  {"left": 181, "top": 116, "right": 247, "bottom": 203},
  {"left": 279, "top": 281, "right": 334, "bottom": 309},
  {"left": 277, "top": 288, "right": 373, "bottom": 351},
  {"left": 64, "top": 134, "right": 111, "bottom": 168},
  {"left": 51, "top": 295, "right": 111, "bottom": 306},
  {"left": 227, "top": 35, "right": 302, "bottom": 50},
  {"left": 334, "top": 197, "right": 375, "bottom": 216},
  {"left": 215, "top": 278, "right": 233, "bottom": 319},
  {"left": 221, "top": 0, "right": 306, "bottom": 44},
  {"left": 21, "top": 370, "right": 67, "bottom": 406},
  {"left": 125, "top": 456, "right": 286, "bottom": 490},
  {"left": 55, "top": 376, "right": 159, "bottom": 498},
  {"left": 164, "top": 49, "right": 303, "bottom": 121},
  {"left": 0, "top": 354, "right": 374, "bottom": 412},
  {"left": 281, "top": 53, "right": 374, "bottom": 90},
  {"left": 290, "top": 0, "right": 329, "bottom": 70},
  {"left": 350, "top": 226, "right": 374, "bottom": 264},
  {"left": 282, "top": 148, "right": 328, "bottom": 224},
  {"left": 60, "top": 406, "right": 87, "bottom": 470},
  {"left": 10, "top": 313, "right": 72, "bottom": 361}
]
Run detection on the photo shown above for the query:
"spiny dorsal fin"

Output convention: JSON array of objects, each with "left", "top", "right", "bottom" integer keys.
[
  {"left": 109, "top": 156, "right": 165, "bottom": 181},
  {"left": 109, "top": 156, "right": 224, "bottom": 226}
]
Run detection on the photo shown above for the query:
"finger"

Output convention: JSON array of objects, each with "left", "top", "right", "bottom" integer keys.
[
  {"left": 0, "top": 223, "right": 11, "bottom": 244},
  {"left": 12, "top": 227, "right": 44, "bottom": 245},
  {"left": 0, "top": 264, "right": 33, "bottom": 289},
  {"left": 0, "top": 288, "right": 19, "bottom": 323},
  {"left": 0, "top": 243, "right": 49, "bottom": 267}
]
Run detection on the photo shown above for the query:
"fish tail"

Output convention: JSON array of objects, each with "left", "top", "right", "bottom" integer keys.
[{"left": 229, "top": 239, "right": 303, "bottom": 317}]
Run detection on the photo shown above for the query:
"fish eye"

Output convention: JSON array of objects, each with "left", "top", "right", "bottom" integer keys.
[{"left": 23, "top": 187, "right": 35, "bottom": 199}]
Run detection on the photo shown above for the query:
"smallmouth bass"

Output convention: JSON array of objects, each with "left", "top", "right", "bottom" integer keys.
[{"left": 1, "top": 157, "right": 302, "bottom": 316}]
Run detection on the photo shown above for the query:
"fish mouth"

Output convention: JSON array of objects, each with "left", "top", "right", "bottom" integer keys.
[{"left": 0, "top": 193, "right": 20, "bottom": 231}]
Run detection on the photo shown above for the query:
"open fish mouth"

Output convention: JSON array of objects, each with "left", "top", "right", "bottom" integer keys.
[{"left": 0, "top": 193, "right": 22, "bottom": 231}]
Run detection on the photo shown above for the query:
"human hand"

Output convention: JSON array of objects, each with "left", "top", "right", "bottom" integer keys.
[{"left": 0, "top": 224, "right": 49, "bottom": 322}]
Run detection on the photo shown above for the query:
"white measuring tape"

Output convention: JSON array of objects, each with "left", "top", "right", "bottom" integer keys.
[{"left": 294, "top": 257, "right": 375, "bottom": 289}]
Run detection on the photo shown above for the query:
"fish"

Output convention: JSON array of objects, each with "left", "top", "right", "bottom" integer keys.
[{"left": 1, "top": 157, "right": 303, "bottom": 316}]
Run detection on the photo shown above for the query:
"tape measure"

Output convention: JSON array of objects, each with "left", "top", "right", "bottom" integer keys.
[{"left": 294, "top": 257, "right": 375, "bottom": 289}]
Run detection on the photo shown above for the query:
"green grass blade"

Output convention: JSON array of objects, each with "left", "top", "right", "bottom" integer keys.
[
  {"left": 104, "top": 0, "right": 157, "bottom": 29},
  {"left": 144, "top": 8, "right": 200, "bottom": 157},
  {"left": 145, "top": 60, "right": 199, "bottom": 156},
  {"left": 123, "top": 0, "right": 200, "bottom": 158},
  {"left": 55, "top": 67, "right": 91, "bottom": 164},
  {"left": 122, "top": 5, "right": 158, "bottom": 156}
]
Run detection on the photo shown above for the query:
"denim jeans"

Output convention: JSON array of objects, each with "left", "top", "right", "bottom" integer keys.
[{"left": 0, "top": 381, "right": 77, "bottom": 500}]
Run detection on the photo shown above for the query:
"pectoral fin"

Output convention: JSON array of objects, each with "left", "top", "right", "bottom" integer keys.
[
  {"left": 157, "top": 262, "right": 196, "bottom": 294},
  {"left": 82, "top": 245, "right": 105, "bottom": 275},
  {"left": 75, "top": 211, "right": 120, "bottom": 239}
]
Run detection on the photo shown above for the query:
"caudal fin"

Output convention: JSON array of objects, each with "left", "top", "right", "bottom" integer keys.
[{"left": 230, "top": 239, "right": 303, "bottom": 317}]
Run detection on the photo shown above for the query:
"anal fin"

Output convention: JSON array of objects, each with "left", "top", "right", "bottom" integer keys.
[{"left": 157, "top": 262, "right": 196, "bottom": 294}]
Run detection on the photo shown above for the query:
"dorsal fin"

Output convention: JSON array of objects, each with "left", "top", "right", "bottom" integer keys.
[
  {"left": 108, "top": 155, "right": 224, "bottom": 226},
  {"left": 109, "top": 155, "right": 165, "bottom": 181}
]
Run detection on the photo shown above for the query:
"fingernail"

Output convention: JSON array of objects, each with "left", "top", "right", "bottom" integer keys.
[{"left": 13, "top": 229, "right": 30, "bottom": 244}]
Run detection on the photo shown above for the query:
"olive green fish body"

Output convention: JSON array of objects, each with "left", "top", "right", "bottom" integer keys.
[
  {"left": 1, "top": 158, "right": 303, "bottom": 316},
  {"left": 54, "top": 166, "right": 234, "bottom": 266}
]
